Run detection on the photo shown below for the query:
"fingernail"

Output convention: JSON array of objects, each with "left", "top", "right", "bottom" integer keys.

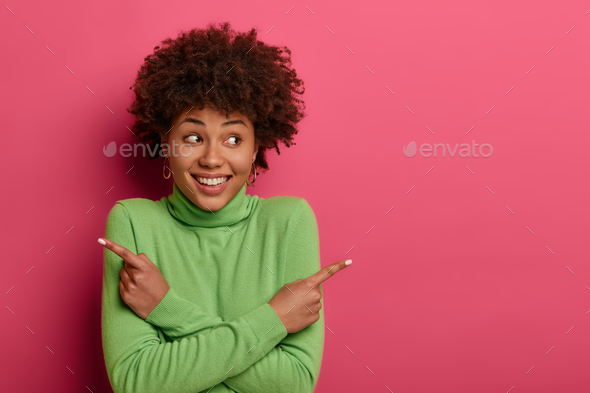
[
  {"left": 345, "top": 259, "right": 352, "bottom": 266},
  {"left": 97, "top": 238, "right": 106, "bottom": 245}
]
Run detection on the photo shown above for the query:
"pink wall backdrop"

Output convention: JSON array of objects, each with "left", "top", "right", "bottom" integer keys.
[{"left": 1, "top": 0, "right": 590, "bottom": 392}]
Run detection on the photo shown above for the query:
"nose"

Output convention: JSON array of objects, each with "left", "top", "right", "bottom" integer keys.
[{"left": 198, "top": 141, "right": 225, "bottom": 168}]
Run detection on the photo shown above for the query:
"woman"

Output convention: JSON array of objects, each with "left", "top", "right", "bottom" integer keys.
[{"left": 98, "top": 22, "right": 352, "bottom": 393}]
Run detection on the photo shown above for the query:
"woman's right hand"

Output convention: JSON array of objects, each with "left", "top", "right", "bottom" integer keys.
[{"left": 268, "top": 259, "right": 352, "bottom": 334}]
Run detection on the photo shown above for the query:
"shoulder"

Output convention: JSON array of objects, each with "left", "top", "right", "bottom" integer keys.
[
  {"left": 114, "top": 196, "right": 160, "bottom": 211},
  {"left": 106, "top": 197, "right": 166, "bottom": 226},
  {"left": 257, "top": 195, "right": 317, "bottom": 231}
]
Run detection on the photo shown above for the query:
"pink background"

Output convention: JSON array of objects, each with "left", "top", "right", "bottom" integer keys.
[{"left": 2, "top": 0, "right": 590, "bottom": 392}]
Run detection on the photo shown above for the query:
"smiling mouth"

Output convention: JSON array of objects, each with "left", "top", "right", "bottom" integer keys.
[{"left": 191, "top": 174, "right": 232, "bottom": 187}]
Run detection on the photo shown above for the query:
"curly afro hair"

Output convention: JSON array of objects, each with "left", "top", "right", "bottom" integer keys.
[{"left": 127, "top": 21, "right": 307, "bottom": 175}]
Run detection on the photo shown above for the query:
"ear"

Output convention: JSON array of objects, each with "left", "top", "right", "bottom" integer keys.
[
  {"left": 252, "top": 142, "right": 259, "bottom": 163},
  {"left": 161, "top": 135, "right": 168, "bottom": 157}
]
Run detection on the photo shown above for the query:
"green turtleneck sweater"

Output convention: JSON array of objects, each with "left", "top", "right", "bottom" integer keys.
[{"left": 101, "top": 182, "right": 324, "bottom": 393}]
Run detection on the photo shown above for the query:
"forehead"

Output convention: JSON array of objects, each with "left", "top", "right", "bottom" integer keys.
[{"left": 174, "top": 104, "right": 252, "bottom": 128}]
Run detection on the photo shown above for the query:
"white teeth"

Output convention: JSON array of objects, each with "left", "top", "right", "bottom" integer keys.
[{"left": 196, "top": 176, "right": 229, "bottom": 186}]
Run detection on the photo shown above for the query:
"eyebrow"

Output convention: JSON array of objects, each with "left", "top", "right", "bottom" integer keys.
[{"left": 178, "top": 117, "right": 248, "bottom": 129}]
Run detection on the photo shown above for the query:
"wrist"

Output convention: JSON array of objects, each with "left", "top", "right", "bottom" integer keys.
[{"left": 268, "top": 302, "right": 288, "bottom": 332}]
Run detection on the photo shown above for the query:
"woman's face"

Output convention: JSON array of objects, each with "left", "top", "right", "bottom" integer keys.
[{"left": 163, "top": 104, "right": 258, "bottom": 212}]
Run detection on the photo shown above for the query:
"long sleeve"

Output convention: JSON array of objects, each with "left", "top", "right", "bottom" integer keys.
[
  {"left": 101, "top": 202, "right": 288, "bottom": 393},
  {"left": 145, "top": 286, "right": 223, "bottom": 340},
  {"left": 223, "top": 199, "right": 325, "bottom": 393}
]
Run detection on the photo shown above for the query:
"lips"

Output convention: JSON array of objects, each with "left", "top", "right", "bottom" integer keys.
[
  {"left": 192, "top": 173, "right": 232, "bottom": 195},
  {"left": 191, "top": 174, "right": 232, "bottom": 183},
  {"left": 193, "top": 173, "right": 233, "bottom": 178}
]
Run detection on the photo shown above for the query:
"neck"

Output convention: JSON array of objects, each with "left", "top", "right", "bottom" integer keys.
[{"left": 165, "top": 182, "right": 257, "bottom": 227}]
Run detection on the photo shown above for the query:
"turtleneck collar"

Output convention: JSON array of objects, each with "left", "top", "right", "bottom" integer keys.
[{"left": 164, "top": 181, "right": 257, "bottom": 228}]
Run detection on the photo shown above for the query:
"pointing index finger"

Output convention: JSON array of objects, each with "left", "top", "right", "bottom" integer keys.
[
  {"left": 98, "top": 237, "right": 142, "bottom": 269},
  {"left": 307, "top": 259, "right": 352, "bottom": 286}
]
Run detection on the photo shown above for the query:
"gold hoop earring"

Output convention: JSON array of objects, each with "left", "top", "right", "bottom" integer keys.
[
  {"left": 246, "top": 162, "right": 257, "bottom": 186},
  {"left": 163, "top": 155, "right": 172, "bottom": 179}
]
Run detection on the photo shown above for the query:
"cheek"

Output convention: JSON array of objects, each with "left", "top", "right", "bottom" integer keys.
[
  {"left": 234, "top": 155, "right": 254, "bottom": 174},
  {"left": 170, "top": 156, "right": 192, "bottom": 171}
]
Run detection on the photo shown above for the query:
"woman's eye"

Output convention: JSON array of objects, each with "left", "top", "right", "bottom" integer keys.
[
  {"left": 228, "top": 136, "right": 243, "bottom": 145},
  {"left": 186, "top": 135, "right": 201, "bottom": 143}
]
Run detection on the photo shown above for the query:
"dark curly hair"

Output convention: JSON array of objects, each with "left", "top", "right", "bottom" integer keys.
[{"left": 127, "top": 21, "right": 307, "bottom": 175}]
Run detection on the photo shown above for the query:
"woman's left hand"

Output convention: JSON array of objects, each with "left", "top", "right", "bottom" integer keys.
[{"left": 98, "top": 237, "right": 170, "bottom": 320}]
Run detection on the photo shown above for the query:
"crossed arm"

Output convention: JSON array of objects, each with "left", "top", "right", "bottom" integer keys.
[{"left": 146, "top": 285, "right": 325, "bottom": 392}]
